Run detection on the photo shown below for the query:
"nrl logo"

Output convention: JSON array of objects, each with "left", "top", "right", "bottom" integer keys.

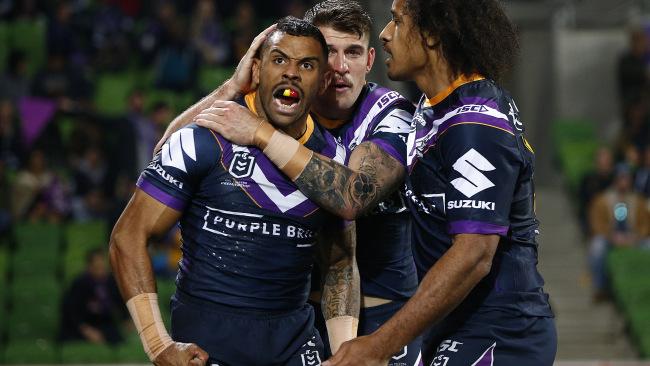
[{"left": 229, "top": 151, "right": 255, "bottom": 179}]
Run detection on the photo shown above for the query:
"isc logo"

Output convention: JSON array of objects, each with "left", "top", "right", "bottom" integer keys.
[
  {"left": 376, "top": 91, "right": 400, "bottom": 108},
  {"left": 456, "top": 104, "right": 489, "bottom": 113}
]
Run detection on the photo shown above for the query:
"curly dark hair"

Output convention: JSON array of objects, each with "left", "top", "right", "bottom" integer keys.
[
  {"left": 404, "top": 0, "right": 519, "bottom": 82},
  {"left": 303, "top": 0, "right": 372, "bottom": 39}
]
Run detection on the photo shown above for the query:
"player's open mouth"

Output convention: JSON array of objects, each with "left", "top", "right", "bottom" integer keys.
[
  {"left": 272, "top": 87, "right": 302, "bottom": 114},
  {"left": 332, "top": 80, "right": 352, "bottom": 93}
]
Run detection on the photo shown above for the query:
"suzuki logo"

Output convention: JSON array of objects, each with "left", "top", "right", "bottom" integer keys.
[{"left": 451, "top": 149, "right": 495, "bottom": 198}]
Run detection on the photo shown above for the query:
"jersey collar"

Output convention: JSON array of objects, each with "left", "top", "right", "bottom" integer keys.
[{"left": 424, "top": 74, "right": 485, "bottom": 108}]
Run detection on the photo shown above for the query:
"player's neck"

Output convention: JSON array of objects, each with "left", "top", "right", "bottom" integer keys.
[
  {"left": 415, "top": 54, "right": 456, "bottom": 100},
  {"left": 312, "top": 102, "right": 354, "bottom": 122}
]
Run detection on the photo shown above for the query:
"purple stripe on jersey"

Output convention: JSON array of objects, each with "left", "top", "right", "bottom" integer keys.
[
  {"left": 437, "top": 113, "right": 513, "bottom": 137},
  {"left": 459, "top": 96, "right": 499, "bottom": 110},
  {"left": 448, "top": 220, "right": 508, "bottom": 235},
  {"left": 472, "top": 343, "right": 496, "bottom": 366},
  {"left": 368, "top": 137, "right": 406, "bottom": 166},
  {"left": 137, "top": 176, "right": 187, "bottom": 211}
]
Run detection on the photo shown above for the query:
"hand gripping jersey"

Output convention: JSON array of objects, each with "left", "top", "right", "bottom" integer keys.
[
  {"left": 405, "top": 76, "right": 553, "bottom": 317},
  {"left": 137, "top": 93, "right": 347, "bottom": 312},
  {"left": 318, "top": 83, "right": 418, "bottom": 301}
]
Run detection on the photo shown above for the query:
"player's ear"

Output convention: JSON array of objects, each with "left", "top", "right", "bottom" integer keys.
[
  {"left": 424, "top": 31, "right": 439, "bottom": 49},
  {"left": 252, "top": 58, "right": 261, "bottom": 86},
  {"left": 366, "top": 47, "right": 376, "bottom": 73}
]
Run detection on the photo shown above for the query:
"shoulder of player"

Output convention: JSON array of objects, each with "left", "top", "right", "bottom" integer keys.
[
  {"left": 436, "top": 82, "right": 518, "bottom": 140},
  {"left": 163, "top": 123, "right": 223, "bottom": 166}
]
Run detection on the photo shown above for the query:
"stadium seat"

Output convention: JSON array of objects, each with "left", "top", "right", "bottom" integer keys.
[
  {"left": 12, "top": 222, "right": 61, "bottom": 278},
  {"left": 62, "top": 221, "right": 108, "bottom": 283},
  {"left": 8, "top": 18, "right": 46, "bottom": 76},
  {"left": 3, "top": 339, "right": 58, "bottom": 364},
  {"left": 198, "top": 66, "right": 234, "bottom": 93},
  {"left": 7, "top": 277, "right": 61, "bottom": 341},
  {"left": 551, "top": 119, "right": 599, "bottom": 193},
  {"left": 94, "top": 71, "right": 138, "bottom": 116},
  {"left": 60, "top": 341, "right": 116, "bottom": 364}
]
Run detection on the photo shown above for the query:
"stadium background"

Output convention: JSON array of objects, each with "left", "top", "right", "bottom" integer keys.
[{"left": 0, "top": 0, "right": 649, "bottom": 364}]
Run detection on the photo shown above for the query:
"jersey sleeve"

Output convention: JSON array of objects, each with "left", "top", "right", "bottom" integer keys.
[
  {"left": 136, "top": 124, "right": 221, "bottom": 211},
  {"left": 438, "top": 123, "right": 521, "bottom": 236},
  {"left": 366, "top": 104, "right": 413, "bottom": 166}
]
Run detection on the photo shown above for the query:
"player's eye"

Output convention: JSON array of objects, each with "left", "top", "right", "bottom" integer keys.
[
  {"left": 301, "top": 62, "right": 314, "bottom": 70},
  {"left": 347, "top": 50, "right": 362, "bottom": 58},
  {"left": 273, "top": 57, "right": 286, "bottom": 65}
]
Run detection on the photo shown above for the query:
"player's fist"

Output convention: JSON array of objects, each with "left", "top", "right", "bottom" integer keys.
[{"left": 153, "top": 342, "right": 209, "bottom": 366}]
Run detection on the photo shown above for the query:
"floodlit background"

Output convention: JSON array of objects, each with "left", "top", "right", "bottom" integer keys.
[{"left": 0, "top": 0, "right": 649, "bottom": 364}]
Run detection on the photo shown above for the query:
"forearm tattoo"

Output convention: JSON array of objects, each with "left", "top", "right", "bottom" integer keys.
[
  {"left": 321, "top": 224, "right": 360, "bottom": 320},
  {"left": 295, "top": 143, "right": 403, "bottom": 218}
]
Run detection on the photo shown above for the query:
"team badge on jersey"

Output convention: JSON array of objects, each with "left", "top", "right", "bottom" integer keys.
[{"left": 229, "top": 151, "right": 256, "bottom": 178}]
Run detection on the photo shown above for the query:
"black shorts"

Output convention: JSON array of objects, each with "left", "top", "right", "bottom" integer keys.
[
  {"left": 423, "top": 310, "right": 556, "bottom": 366},
  {"left": 171, "top": 292, "right": 324, "bottom": 366}
]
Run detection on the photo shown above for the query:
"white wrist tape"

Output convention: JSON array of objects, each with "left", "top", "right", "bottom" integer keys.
[
  {"left": 126, "top": 293, "right": 173, "bottom": 361},
  {"left": 263, "top": 130, "right": 313, "bottom": 180},
  {"left": 325, "top": 315, "right": 359, "bottom": 354}
]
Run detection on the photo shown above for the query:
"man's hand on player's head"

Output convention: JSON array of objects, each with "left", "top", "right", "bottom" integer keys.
[
  {"left": 229, "top": 23, "right": 277, "bottom": 96},
  {"left": 153, "top": 342, "right": 209, "bottom": 366},
  {"left": 195, "top": 100, "right": 266, "bottom": 147},
  {"left": 322, "top": 335, "right": 391, "bottom": 366}
]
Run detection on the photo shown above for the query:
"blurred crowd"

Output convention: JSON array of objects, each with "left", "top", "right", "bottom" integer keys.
[
  {"left": 0, "top": 0, "right": 312, "bottom": 346},
  {"left": 578, "top": 27, "right": 650, "bottom": 302}
]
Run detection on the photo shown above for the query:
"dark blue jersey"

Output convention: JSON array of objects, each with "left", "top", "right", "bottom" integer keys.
[
  {"left": 138, "top": 93, "right": 347, "bottom": 312},
  {"left": 318, "top": 83, "right": 419, "bottom": 301},
  {"left": 404, "top": 76, "right": 553, "bottom": 317}
]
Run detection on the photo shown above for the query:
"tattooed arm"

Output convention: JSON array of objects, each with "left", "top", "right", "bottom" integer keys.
[
  {"left": 318, "top": 220, "right": 359, "bottom": 354},
  {"left": 296, "top": 142, "right": 405, "bottom": 220},
  {"left": 194, "top": 101, "right": 408, "bottom": 220}
]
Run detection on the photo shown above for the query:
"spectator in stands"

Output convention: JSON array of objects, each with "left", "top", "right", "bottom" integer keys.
[
  {"left": 0, "top": 99, "right": 23, "bottom": 170},
  {"left": 190, "top": 0, "right": 230, "bottom": 66},
  {"left": 634, "top": 145, "right": 650, "bottom": 197},
  {"left": 10, "top": 148, "right": 70, "bottom": 222},
  {"left": 47, "top": 1, "right": 81, "bottom": 60},
  {"left": 229, "top": 0, "right": 257, "bottom": 62},
  {"left": 137, "top": 0, "right": 178, "bottom": 66},
  {"left": 588, "top": 164, "right": 650, "bottom": 302},
  {"left": 618, "top": 98, "right": 650, "bottom": 153},
  {"left": 91, "top": 1, "right": 132, "bottom": 71},
  {"left": 617, "top": 28, "right": 649, "bottom": 107},
  {"left": 59, "top": 247, "right": 127, "bottom": 345},
  {"left": 153, "top": 19, "right": 198, "bottom": 91},
  {"left": 149, "top": 100, "right": 172, "bottom": 140},
  {"left": 0, "top": 51, "right": 30, "bottom": 103},
  {"left": 71, "top": 146, "right": 108, "bottom": 221},
  {"left": 123, "top": 89, "right": 156, "bottom": 176},
  {"left": 578, "top": 147, "right": 615, "bottom": 237},
  {"left": 31, "top": 51, "right": 93, "bottom": 104}
]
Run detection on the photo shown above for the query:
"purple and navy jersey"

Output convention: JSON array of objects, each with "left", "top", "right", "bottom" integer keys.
[
  {"left": 405, "top": 76, "right": 553, "bottom": 317},
  {"left": 137, "top": 94, "right": 347, "bottom": 312},
  {"left": 322, "top": 83, "right": 419, "bottom": 301}
]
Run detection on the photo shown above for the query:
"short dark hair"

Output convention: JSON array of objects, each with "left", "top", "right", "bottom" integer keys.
[
  {"left": 303, "top": 0, "right": 372, "bottom": 40},
  {"left": 261, "top": 16, "right": 329, "bottom": 62},
  {"left": 404, "top": 0, "right": 519, "bottom": 82}
]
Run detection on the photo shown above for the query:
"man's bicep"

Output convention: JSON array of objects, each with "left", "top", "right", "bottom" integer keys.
[
  {"left": 349, "top": 141, "right": 406, "bottom": 196},
  {"left": 114, "top": 188, "right": 183, "bottom": 240}
]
